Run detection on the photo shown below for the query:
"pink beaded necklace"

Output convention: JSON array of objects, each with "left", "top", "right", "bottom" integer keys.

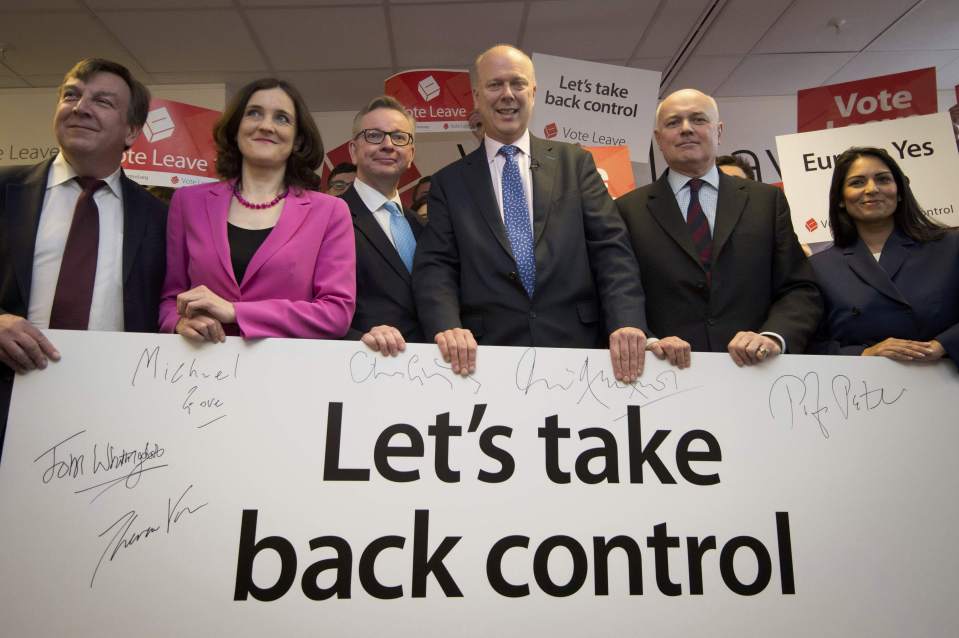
[{"left": 233, "top": 183, "right": 288, "bottom": 210}]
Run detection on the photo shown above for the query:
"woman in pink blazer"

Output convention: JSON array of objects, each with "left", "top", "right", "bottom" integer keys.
[{"left": 159, "top": 78, "right": 355, "bottom": 340}]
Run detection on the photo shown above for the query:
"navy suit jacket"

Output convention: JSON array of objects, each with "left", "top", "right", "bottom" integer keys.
[
  {"left": 809, "top": 229, "right": 959, "bottom": 365},
  {"left": 342, "top": 185, "right": 424, "bottom": 342},
  {"left": 413, "top": 135, "right": 646, "bottom": 348},
  {"left": 617, "top": 171, "right": 822, "bottom": 353},
  {"left": 0, "top": 158, "right": 167, "bottom": 446}
]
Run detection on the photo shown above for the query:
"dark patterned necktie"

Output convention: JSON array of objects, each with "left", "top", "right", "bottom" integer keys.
[
  {"left": 686, "top": 178, "right": 712, "bottom": 271},
  {"left": 49, "top": 177, "right": 106, "bottom": 329}
]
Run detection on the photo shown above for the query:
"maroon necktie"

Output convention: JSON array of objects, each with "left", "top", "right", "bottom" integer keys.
[
  {"left": 686, "top": 178, "right": 712, "bottom": 271},
  {"left": 48, "top": 177, "right": 106, "bottom": 330}
]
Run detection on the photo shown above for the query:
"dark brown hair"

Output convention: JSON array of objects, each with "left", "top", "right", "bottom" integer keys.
[
  {"left": 214, "top": 78, "right": 322, "bottom": 191},
  {"left": 716, "top": 154, "right": 755, "bottom": 180},
  {"left": 828, "top": 146, "right": 947, "bottom": 247},
  {"left": 61, "top": 58, "right": 151, "bottom": 129}
]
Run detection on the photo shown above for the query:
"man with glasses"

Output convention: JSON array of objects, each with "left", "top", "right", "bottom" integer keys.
[
  {"left": 325, "top": 162, "right": 357, "bottom": 197},
  {"left": 414, "top": 45, "right": 650, "bottom": 382},
  {"left": 343, "top": 95, "right": 424, "bottom": 354}
]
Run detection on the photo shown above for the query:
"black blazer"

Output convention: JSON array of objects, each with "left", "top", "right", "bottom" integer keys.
[
  {"left": 0, "top": 158, "right": 167, "bottom": 446},
  {"left": 413, "top": 135, "right": 647, "bottom": 348},
  {"left": 809, "top": 229, "right": 959, "bottom": 364},
  {"left": 342, "top": 184, "right": 424, "bottom": 342},
  {"left": 617, "top": 171, "right": 822, "bottom": 353}
]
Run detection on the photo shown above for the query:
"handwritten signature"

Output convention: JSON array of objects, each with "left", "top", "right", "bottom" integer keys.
[
  {"left": 768, "top": 371, "right": 906, "bottom": 438},
  {"left": 34, "top": 431, "right": 169, "bottom": 502},
  {"left": 514, "top": 348, "right": 700, "bottom": 409},
  {"left": 90, "top": 484, "right": 207, "bottom": 587},
  {"left": 349, "top": 350, "right": 482, "bottom": 394}
]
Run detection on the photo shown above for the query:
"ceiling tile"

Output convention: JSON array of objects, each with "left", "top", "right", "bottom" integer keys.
[
  {"left": 0, "top": 1, "right": 80, "bottom": 9},
  {"left": 753, "top": 0, "right": 916, "bottom": 54},
  {"left": 664, "top": 55, "right": 743, "bottom": 96},
  {"left": 392, "top": 2, "right": 524, "bottom": 68},
  {"left": 827, "top": 50, "right": 959, "bottom": 85},
  {"left": 695, "top": 0, "right": 791, "bottom": 56},
  {"left": 938, "top": 56, "right": 959, "bottom": 91},
  {"left": 715, "top": 52, "right": 856, "bottom": 96},
  {"left": 525, "top": 0, "right": 658, "bottom": 61},
  {"left": 247, "top": 6, "right": 390, "bottom": 71},
  {"left": 239, "top": 0, "right": 379, "bottom": 5},
  {"left": 88, "top": 0, "right": 230, "bottom": 8},
  {"left": 633, "top": 0, "right": 711, "bottom": 59},
  {"left": 0, "top": 12, "right": 148, "bottom": 77},
  {"left": 274, "top": 69, "right": 393, "bottom": 112},
  {"left": 867, "top": 0, "right": 959, "bottom": 52},
  {"left": 22, "top": 74, "right": 75, "bottom": 87},
  {"left": 630, "top": 58, "right": 670, "bottom": 73},
  {"left": 99, "top": 9, "right": 267, "bottom": 73}
]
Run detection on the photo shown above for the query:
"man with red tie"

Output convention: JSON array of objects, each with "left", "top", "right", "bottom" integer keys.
[
  {"left": 0, "top": 58, "right": 166, "bottom": 441},
  {"left": 617, "top": 89, "right": 821, "bottom": 366}
]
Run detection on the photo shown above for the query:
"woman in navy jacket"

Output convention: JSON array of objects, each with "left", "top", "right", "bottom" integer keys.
[{"left": 809, "top": 146, "right": 959, "bottom": 365}]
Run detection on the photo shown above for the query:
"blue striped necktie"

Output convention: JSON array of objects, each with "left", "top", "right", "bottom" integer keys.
[
  {"left": 384, "top": 200, "right": 416, "bottom": 272},
  {"left": 499, "top": 144, "right": 536, "bottom": 297}
]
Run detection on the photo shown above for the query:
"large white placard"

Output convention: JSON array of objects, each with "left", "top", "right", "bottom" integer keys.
[
  {"left": 776, "top": 111, "right": 959, "bottom": 244},
  {"left": 1, "top": 332, "right": 957, "bottom": 637},
  {"left": 531, "top": 53, "right": 660, "bottom": 161}
]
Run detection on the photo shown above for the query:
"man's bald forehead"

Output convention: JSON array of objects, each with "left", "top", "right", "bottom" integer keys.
[
  {"left": 471, "top": 44, "right": 535, "bottom": 87},
  {"left": 655, "top": 89, "right": 719, "bottom": 124}
]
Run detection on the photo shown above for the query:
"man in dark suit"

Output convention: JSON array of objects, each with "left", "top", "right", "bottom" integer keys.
[
  {"left": 617, "top": 89, "right": 821, "bottom": 366},
  {"left": 343, "top": 95, "right": 424, "bottom": 354},
  {"left": 0, "top": 58, "right": 166, "bottom": 441},
  {"left": 414, "top": 45, "right": 649, "bottom": 382}
]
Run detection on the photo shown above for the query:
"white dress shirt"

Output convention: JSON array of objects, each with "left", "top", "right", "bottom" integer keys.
[
  {"left": 353, "top": 177, "right": 405, "bottom": 249},
  {"left": 484, "top": 130, "right": 535, "bottom": 228},
  {"left": 28, "top": 152, "right": 125, "bottom": 331}
]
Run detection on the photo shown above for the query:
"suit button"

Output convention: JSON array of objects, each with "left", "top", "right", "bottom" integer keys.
[
  {"left": 530, "top": 311, "right": 537, "bottom": 319},
  {"left": 696, "top": 282, "right": 705, "bottom": 290},
  {"left": 706, "top": 317, "right": 716, "bottom": 326},
  {"left": 508, "top": 272, "right": 518, "bottom": 281},
  {"left": 851, "top": 307, "right": 861, "bottom": 316}
]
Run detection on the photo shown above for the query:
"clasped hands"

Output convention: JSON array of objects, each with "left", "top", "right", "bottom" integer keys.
[{"left": 174, "top": 285, "right": 236, "bottom": 343}]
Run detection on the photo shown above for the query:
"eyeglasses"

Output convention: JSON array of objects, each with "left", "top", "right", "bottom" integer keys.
[{"left": 354, "top": 128, "right": 413, "bottom": 147}]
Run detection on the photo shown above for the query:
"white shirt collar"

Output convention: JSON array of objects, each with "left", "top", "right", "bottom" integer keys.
[
  {"left": 47, "top": 151, "right": 123, "bottom": 198},
  {"left": 666, "top": 164, "right": 720, "bottom": 196},
  {"left": 484, "top": 129, "right": 531, "bottom": 164},
  {"left": 353, "top": 177, "right": 401, "bottom": 214}
]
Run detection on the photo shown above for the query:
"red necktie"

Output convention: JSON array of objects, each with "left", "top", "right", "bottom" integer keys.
[
  {"left": 48, "top": 177, "right": 106, "bottom": 330},
  {"left": 686, "top": 178, "right": 712, "bottom": 271}
]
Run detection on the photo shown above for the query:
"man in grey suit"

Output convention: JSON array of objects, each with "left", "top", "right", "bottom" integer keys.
[
  {"left": 617, "top": 89, "right": 821, "bottom": 365},
  {"left": 413, "top": 45, "right": 649, "bottom": 381}
]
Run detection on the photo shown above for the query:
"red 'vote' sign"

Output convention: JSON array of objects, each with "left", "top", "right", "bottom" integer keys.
[{"left": 797, "top": 67, "right": 937, "bottom": 133}]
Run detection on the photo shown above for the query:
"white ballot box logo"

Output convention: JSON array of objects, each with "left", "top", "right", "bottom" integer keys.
[
  {"left": 418, "top": 76, "right": 441, "bottom": 102},
  {"left": 144, "top": 107, "right": 175, "bottom": 142}
]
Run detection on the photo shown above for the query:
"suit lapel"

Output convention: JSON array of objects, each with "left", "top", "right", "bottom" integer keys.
[
  {"left": 877, "top": 229, "right": 912, "bottom": 280},
  {"left": 646, "top": 173, "right": 702, "bottom": 268},
  {"left": 530, "top": 136, "right": 557, "bottom": 245},
  {"left": 712, "top": 173, "right": 748, "bottom": 261},
  {"left": 3, "top": 160, "right": 51, "bottom": 305},
  {"left": 345, "top": 187, "right": 412, "bottom": 283},
  {"left": 241, "top": 187, "right": 311, "bottom": 287},
  {"left": 120, "top": 171, "right": 148, "bottom": 285},
  {"left": 463, "top": 145, "right": 514, "bottom": 259},
  {"left": 205, "top": 181, "right": 239, "bottom": 289},
  {"left": 844, "top": 238, "right": 909, "bottom": 306}
]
